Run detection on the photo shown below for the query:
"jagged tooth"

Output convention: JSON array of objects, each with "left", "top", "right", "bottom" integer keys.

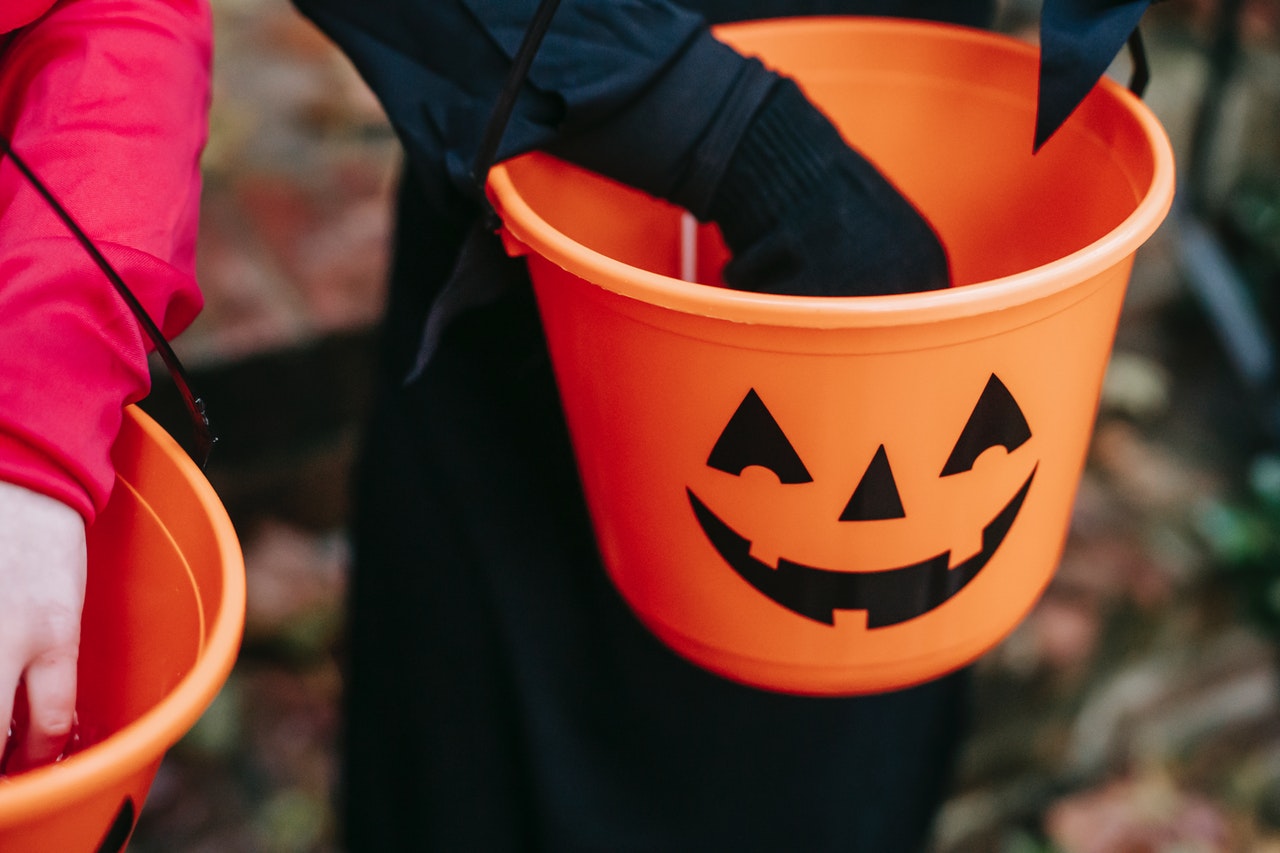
[{"left": 748, "top": 540, "right": 782, "bottom": 569}]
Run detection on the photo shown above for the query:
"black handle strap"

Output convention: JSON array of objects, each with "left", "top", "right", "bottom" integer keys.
[
  {"left": 468, "top": 0, "right": 563, "bottom": 230},
  {"left": 1128, "top": 26, "right": 1150, "bottom": 97},
  {"left": 0, "top": 135, "right": 216, "bottom": 469}
]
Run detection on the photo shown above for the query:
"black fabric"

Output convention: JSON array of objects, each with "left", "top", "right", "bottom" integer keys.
[
  {"left": 693, "top": 0, "right": 993, "bottom": 25},
  {"left": 292, "top": 0, "right": 989, "bottom": 344},
  {"left": 707, "top": 79, "right": 951, "bottom": 295},
  {"left": 292, "top": 0, "right": 995, "bottom": 229},
  {"left": 546, "top": 30, "right": 777, "bottom": 220},
  {"left": 293, "top": 0, "right": 712, "bottom": 219},
  {"left": 343, "top": 169, "right": 973, "bottom": 852},
  {"left": 1037, "top": 0, "right": 1155, "bottom": 150}
]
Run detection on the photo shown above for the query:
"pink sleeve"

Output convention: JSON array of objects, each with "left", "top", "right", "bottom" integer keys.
[
  {"left": 0, "top": 2, "right": 56, "bottom": 35},
  {"left": 0, "top": 0, "right": 211, "bottom": 521}
]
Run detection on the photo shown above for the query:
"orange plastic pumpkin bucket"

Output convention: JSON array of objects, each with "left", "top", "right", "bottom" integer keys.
[
  {"left": 0, "top": 406, "right": 245, "bottom": 850},
  {"left": 487, "top": 18, "right": 1175, "bottom": 695}
]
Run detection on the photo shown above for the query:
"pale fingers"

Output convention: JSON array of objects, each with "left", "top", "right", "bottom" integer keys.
[
  {"left": 6, "top": 649, "right": 79, "bottom": 774},
  {"left": 0, "top": 480, "right": 87, "bottom": 776},
  {"left": 0, "top": 661, "right": 18, "bottom": 774}
]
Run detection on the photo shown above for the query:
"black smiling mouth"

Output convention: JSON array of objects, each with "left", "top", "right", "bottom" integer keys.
[{"left": 687, "top": 466, "right": 1036, "bottom": 627}]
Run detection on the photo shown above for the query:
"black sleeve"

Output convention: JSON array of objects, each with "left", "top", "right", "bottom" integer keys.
[{"left": 290, "top": 0, "right": 772, "bottom": 216}]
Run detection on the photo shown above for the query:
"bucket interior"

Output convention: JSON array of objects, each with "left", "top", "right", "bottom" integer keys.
[
  {"left": 497, "top": 18, "right": 1163, "bottom": 296},
  {"left": 76, "top": 473, "right": 208, "bottom": 751},
  {"left": 0, "top": 408, "right": 244, "bottom": 845}
]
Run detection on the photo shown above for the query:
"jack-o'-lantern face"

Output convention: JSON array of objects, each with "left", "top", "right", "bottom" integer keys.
[{"left": 686, "top": 373, "right": 1036, "bottom": 627}]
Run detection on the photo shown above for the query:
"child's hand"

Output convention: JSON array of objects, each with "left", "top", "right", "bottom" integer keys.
[{"left": 0, "top": 480, "right": 85, "bottom": 775}]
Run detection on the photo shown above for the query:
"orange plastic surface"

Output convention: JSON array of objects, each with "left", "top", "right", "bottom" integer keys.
[
  {"left": 0, "top": 407, "right": 245, "bottom": 850},
  {"left": 488, "top": 18, "right": 1174, "bottom": 695}
]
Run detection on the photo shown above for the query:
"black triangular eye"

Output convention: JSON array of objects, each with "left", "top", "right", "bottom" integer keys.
[
  {"left": 841, "top": 445, "right": 905, "bottom": 521},
  {"left": 707, "top": 389, "right": 812, "bottom": 483},
  {"left": 940, "top": 374, "right": 1031, "bottom": 476}
]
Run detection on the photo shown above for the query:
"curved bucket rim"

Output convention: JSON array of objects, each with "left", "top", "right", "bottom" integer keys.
[
  {"left": 487, "top": 16, "right": 1177, "bottom": 330},
  {"left": 0, "top": 406, "right": 245, "bottom": 822}
]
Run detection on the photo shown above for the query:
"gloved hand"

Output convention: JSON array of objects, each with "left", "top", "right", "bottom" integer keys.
[
  {"left": 707, "top": 79, "right": 951, "bottom": 297},
  {"left": 545, "top": 30, "right": 951, "bottom": 300},
  {"left": 0, "top": 481, "right": 85, "bottom": 776}
]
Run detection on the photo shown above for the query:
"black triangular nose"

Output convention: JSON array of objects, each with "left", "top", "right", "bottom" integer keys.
[{"left": 841, "top": 445, "right": 905, "bottom": 521}]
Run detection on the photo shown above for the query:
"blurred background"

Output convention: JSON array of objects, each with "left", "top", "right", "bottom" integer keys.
[{"left": 128, "top": 0, "right": 1280, "bottom": 850}]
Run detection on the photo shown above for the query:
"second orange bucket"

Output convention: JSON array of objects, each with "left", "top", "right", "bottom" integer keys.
[
  {"left": 0, "top": 407, "right": 244, "bottom": 850},
  {"left": 488, "top": 17, "right": 1175, "bottom": 695}
]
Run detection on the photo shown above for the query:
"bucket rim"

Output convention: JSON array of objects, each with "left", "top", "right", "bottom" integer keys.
[
  {"left": 487, "top": 16, "right": 1177, "bottom": 329},
  {"left": 0, "top": 406, "right": 246, "bottom": 822}
]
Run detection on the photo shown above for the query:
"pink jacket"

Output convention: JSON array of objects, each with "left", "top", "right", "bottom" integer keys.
[
  {"left": 0, "top": 2, "right": 57, "bottom": 33},
  {"left": 0, "top": 0, "right": 210, "bottom": 522}
]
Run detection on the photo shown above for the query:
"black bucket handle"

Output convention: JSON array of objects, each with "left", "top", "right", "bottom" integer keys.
[
  {"left": 0, "top": 135, "right": 217, "bottom": 468},
  {"left": 468, "top": 0, "right": 564, "bottom": 230},
  {"left": 1128, "top": 26, "right": 1150, "bottom": 98}
]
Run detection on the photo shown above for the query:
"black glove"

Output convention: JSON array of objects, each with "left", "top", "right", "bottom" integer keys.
[
  {"left": 706, "top": 79, "right": 951, "bottom": 297},
  {"left": 547, "top": 32, "right": 950, "bottom": 298}
]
